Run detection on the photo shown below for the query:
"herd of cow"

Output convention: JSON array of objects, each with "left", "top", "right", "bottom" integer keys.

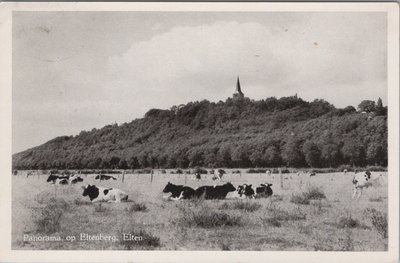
[
  {"left": 43, "top": 170, "right": 384, "bottom": 203},
  {"left": 162, "top": 182, "right": 273, "bottom": 200},
  {"left": 45, "top": 172, "right": 274, "bottom": 203}
]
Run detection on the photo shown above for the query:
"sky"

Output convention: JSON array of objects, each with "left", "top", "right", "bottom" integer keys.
[{"left": 12, "top": 11, "right": 387, "bottom": 154}]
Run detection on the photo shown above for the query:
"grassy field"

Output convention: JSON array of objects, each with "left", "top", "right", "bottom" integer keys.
[{"left": 12, "top": 170, "right": 388, "bottom": 251}]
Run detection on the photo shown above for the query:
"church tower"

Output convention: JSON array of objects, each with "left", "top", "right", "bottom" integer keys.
[{"left": 232, "top": 76, "right": 244, "bottom": 100}]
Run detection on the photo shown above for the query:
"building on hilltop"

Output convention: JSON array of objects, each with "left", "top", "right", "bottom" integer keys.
[{"left": 232, "top": 76, "right": 245, "bottom": 100}]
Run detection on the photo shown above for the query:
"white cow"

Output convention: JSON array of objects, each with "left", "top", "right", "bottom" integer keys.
[
  {"left": 352, "top": 171, "right": 384, "bottom": 199},
  {"left": 81, "top": 184, "right": 128, "bottom": 203}
]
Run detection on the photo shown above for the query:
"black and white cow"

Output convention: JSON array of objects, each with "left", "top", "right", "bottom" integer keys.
[
  {"left": 352, "top": 171, "right": 384, "bottom": 199},
  {"left": 162, "top": 182, "right": 196, "bottom": 200},
  {"left": 236, "top": 184, "right": 255, "bottom": 199},
  {"left": 81, "top": 184, "right": 128, "bottom": 203},
  {"left": 46, "top": 174, "right": 70, "bottom": 184},
  {"left": 95, "top": 174, "right": 117, "bottom": 181},
  {"left": 255, "top": 183, "right": 273, "bottom": 198},
  {"left": 195, "top": 183, "right": 236, "bottom": 199},
  {"left": 69, "top": 174, "right": 84, "bottom": 184},
  {"left": 58, "top": 178, "right": 69, "bottom": 185}
]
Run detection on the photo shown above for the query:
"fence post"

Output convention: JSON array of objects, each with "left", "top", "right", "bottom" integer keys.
[
  {"left": 150, "top": 170, "right": 153, "bottom": 184},
  {"left": 122, "top": 170, "right": 125, "bottom": 183},
  {"left": 279, "top": 168, "right": 283, "bottom": 189}
]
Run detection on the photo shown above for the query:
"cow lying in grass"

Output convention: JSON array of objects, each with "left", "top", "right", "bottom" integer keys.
[
  {"left": 46, "top": 174, "right": 70, "bottom": 184},
  {"left": 256, "top": 183, "right": 273, "bottom": 198},
  {"left": 81, "top": 184, "right": 128, "bottom": 203},
  {"left": 95, "top": 174, "right": 117, "bottom": 180},
  {"left": 69, "top": 174, "right": 84, "bottom": 184},
  {"left": 195, "top": 183, "right": 236, "bottom": 199},
  {"left": 236, "top": 183, "right": 273, "bottom": 199},
  {"left": 162, "top": 182, "right": 195, "bottom": 200},
  {"left": 352, "top": 171, "right": 384, "bottom": 199},
  {"left": 236, "top": 184, "right": 255, "bottom": 199}
]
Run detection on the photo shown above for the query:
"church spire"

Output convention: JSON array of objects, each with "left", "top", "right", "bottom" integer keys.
[
  {"left": 236, "top": 76, "right": 242, "bottom": 93},
  {"left": 232, "top": 76, "right": 244, "bottom": 100}
]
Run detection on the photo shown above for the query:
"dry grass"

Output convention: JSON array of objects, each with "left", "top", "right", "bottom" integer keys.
[
  {"left": 220, "top": 200, "right": 261, "bottom": 212},
  {"left": 12, "top": 171, "right": 388, "bottom": 250}
]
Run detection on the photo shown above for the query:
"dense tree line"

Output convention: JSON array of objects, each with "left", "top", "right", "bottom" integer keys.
[{"left": 13, "top": 96, "right": 387, "bottom": 170}]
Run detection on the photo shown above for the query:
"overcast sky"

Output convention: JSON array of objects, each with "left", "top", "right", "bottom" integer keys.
[{"left": 12, "top": 11, "right": 387, "bottom": 153}]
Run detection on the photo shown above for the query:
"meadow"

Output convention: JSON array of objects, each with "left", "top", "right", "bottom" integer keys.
[{"left": 12, "top": 170, "right": 388, "bottom": 251}]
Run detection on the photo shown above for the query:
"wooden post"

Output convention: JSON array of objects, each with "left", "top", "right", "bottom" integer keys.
[
  {"left": 122, "top": 170, "right": 125, "bottom": 183},
  {"left": 150, "top": 170, "right": 153, "bottom": 184},
  {"left": 279, "top": 168, "right": 283, "bottom": 189}
]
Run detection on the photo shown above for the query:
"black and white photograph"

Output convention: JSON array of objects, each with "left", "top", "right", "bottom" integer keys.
[{"left": 0, "top": 2, "right": 398, "bottom": 262}]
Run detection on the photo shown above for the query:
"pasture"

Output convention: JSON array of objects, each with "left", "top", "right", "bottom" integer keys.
[{"left": 12, "top": 170, "right": 388, "bottom": 251}]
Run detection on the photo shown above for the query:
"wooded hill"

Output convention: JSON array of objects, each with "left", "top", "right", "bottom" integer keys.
[{"left": 12, "top": 96, "right": 387, "bottom": 170}]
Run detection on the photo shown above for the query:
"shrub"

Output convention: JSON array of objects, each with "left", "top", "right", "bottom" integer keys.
[
  {"left": 337, "top": 164, "right": 353, "bottom": 173},
  {"left": 247, "top": 168, "right": 266, "bottom": 173},
  {"left": 290, "top": 193, "right": 310, "bottom": 205},
  {"left": 290, "top": 186, "right": 326, "bottom": 205},
  {"left": 32, "top": 197, "right": 70, "bottom": 234},
  {"left": 135, "top": 169, "right": 152, "bottom": 174},
  {"left": 74, "top": 198, "right": 91, "bottom": 206},
  {"left": 220, "top": 201, "right": 261, "bottom": 212},
  {"left": 263, "top": 204, "right": 306, "bottom": 227},
  {"left": 177, "top": 205, "right": 242, "bottom": 228},
  {"left": 336, "top": 215, "right": 360, "bottom": 228},
  {"left": 193, "top": 166, "right": 208, "bottom": 174},
  {"left": 231, "top": 170, "right": 241, "bottom": 174},
  {"left": 264, "top": 217, "right": 282, "bottom": 227},
  {"left": 369, "top": 197, "right": 383, "bottom": 202},
  {"left": 119, "top": 229, "right": 161, "bottom": 250},
  {"left": 93, "top": 203, "right": 109, "bottom": 213},
  {"left": 126, "top": 202, "right": 148, "bottom": 212},
  {"left": 160, "top": 169, "right": 167, "bottom": 174},
  {"left": 303, "top": 186, "right": 326, "bottom": 200},
  {"left": 99, "top": 169, "right": 122, "bottom": 174},
  {"left": 365, "top": 208, "right": 388, "bottom": 238}
]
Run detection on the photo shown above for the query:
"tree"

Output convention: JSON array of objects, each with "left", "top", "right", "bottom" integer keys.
[
  {"left": 281, "top": 138, "right": 305, "bottom": 167},
  {"left": 375, "top": 97, "right": 386, "bottom": 116},
  {"left": 231, "top": 145, "right": 251, "bottom": 167},
  {"left": 263, "top": 145, "right": 281, "bottom": 167},
  {"left": 118, "top": 159, "right": 128, "bottom": 169},
  {"left": 109, "top": 156, "right": 120, "bottom": 169},
  {"left": 357, "top": 100, "right": 376, "bottom": 113},
  {"left": 341, "top": 137, "right": 365, "bottom": 166},
  {"left": 249, "top": 147, "right": 264, "bottom": 167},
  {"left": 302, "top": 141, "right": 321, "bottom": 167},
  {"left": 321, "top": 143, "right": 340, "bottom": 167},
  {"left": 129, "top": 156, "right": 139, "bottom": 169},
  {"left": 217, "top": 146, "right": 233, "bottom": 168}
]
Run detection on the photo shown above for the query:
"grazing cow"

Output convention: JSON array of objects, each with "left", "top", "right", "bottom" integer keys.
[
  {"left": 195, "top": 183, "right": 236, "bottom": 199},
  {"left": 237, "top": 184, "right": 255, "bottom": 199},
  {"left": 81, "top": 184, "right": 128, "bottom": 203},
  {"left": 46, "top": 174, "right": 70, "bottom": 184},
  {"left": 162, "top": 182, "right": 195, "bottom": 200},
  {"left": 352, "top": 171, "right": 384, "bottom": 199},
  {"left": 255, "top": 183, "right": 273, "bottom": 198},
  {"left": 95, "top": 174, "right": 117, "bottom": 181},
  {"left": 309, "top": 172, "right": 316, "bottom": 177}
]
